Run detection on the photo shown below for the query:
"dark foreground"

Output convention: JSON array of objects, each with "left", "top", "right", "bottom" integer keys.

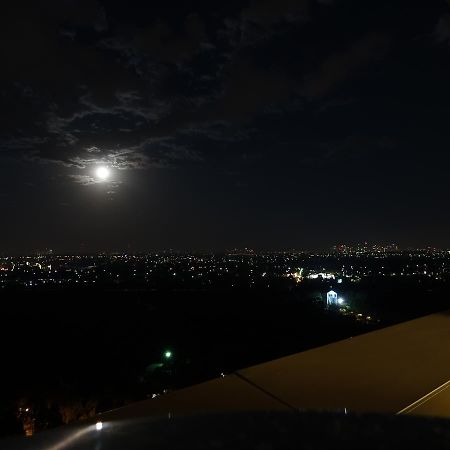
[
  {"left": 3, "top": 412, "right": 450, "bottom": 450},
  {"left": 1, "top": 274, "right": 449, "bottom": 436}
]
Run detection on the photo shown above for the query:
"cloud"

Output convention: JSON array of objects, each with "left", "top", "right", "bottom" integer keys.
[
  {"left": 2, "top": 1, "right": 303, "bottom": 174},
  {"left": 0, "top": 136, "right": 48, "bottom": 150},
  {"left": 0, "top": 0, "right": 396, "bottom": 184},
  {"left": 435, "top": 14, "right": 450, "bottom": 43},
  {"left": 298, "top": 134, "right": 396, "bottom": 168},
  {"left": 69, "top": 174, "right": 102, "bottom": 185},
  {"left": 301, "top": 33, "right": 390, "bottom": 98},
  {"left": 242, "top": 0, "right": 310, "bottom": 25},
  {"left": 216, "top": 61, "right": 295, "bottom": 120},
  {"left": 68, "top": 174, "right": 122, "bottom": 196},
  {"left": 133, "top": 14, "right": 207, "bottom": 64},
  {"left": 182, "top": 121, "right": 256, "bottom": 143}
]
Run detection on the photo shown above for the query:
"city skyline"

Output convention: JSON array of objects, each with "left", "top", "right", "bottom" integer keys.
[{"left": 1, "top": 241, "right": 449, "bottom": 257}]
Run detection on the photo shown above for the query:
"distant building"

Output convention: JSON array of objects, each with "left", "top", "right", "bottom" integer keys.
[
  {"left": 327, "top": 290, "right": 338, "bottom": 306},
  {"left": 307, "top": 272, "right": 335, "bottom": 280}
]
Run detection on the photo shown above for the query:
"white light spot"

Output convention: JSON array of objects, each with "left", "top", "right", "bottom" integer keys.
[
  {"left": 96, "top": 167, "right": 110, "bottom": 181},
  {"left": 96, "top": 421, "right": 103, "bottom": 431}
]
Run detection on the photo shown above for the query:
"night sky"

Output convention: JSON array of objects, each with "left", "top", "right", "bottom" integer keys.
[{"left": 1, "top": 0, "right": 450, "bottom": 254}]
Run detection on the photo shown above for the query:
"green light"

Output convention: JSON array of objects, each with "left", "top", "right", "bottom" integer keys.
[{"left": 164, "top": 351, "right": 172, "bottom": 359}]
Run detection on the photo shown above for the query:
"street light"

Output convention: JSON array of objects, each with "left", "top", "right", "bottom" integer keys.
[{"left": 164, "top": 350, "right": 172, "bottom": 360}]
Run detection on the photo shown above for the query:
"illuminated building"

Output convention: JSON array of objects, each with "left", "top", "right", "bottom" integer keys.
[{"left": 327, "top": 290, "right": 338, "bottom": 306}]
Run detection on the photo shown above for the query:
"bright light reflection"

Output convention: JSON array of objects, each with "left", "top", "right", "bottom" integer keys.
[{"left": 44, "top": 426, "right": 92, "bottom": 450}]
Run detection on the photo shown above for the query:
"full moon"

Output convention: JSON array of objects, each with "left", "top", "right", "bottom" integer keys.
[{"left": 96, "top": 166, "right": 110, "bottom": 181}]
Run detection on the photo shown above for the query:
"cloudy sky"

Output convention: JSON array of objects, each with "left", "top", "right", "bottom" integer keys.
[{"left": 1, "top": 0, "right": 450, "bottom": 253}]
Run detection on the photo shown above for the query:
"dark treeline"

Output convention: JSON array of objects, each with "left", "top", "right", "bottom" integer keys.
[{"left": 1, "top": 276, "right": 449, "bottom": 436}]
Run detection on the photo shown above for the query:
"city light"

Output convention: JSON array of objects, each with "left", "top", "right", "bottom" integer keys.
[
  {"left": 164, "top": 350, "right": 172, "bottom": 359},
  {"left": 96, "top": 421, "right": 103, "bottom": 431},
  {"left": 338, "top": 298, "right": 345, "bottom": 305}
]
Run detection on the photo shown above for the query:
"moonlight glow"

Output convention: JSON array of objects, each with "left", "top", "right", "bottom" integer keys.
[{"left": 95, "top": 166, "right": 111, "bottom": 181}]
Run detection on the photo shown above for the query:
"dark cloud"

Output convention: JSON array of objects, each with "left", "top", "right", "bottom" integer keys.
[
  {"left": 132, "top": 14, "right": 207, "bottom": 64},
  {"left": 298, "top": 134, "right": 397, "bottom": 168},
  {"left": 242, "top": 0, "right": 310, "bottom": 25},
  {"left": 216, "top": 60, "right": 295, "bottom": 120},
  {"left": 0, "top": 0, "right": 444, "bottom": 188},
  {"left": 435, "top": 14, "right": 450, "bottom": 42},
  {"left": 301, "top": 33, "right": 390, "bottom": 98}
]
